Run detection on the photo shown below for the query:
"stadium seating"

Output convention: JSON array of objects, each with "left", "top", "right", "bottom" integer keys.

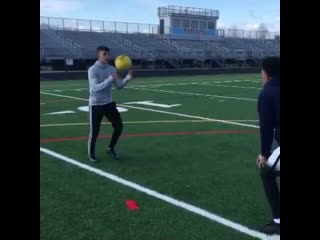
[
  {"left": 40, "top": 29, "right": 75, "bottom": 58},
  {"left": 40, "top": 28, "right": 280, "bottom": 60}
]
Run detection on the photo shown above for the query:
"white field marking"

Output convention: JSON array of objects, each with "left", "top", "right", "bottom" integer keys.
[
  {"left": 77, "top": 106, "right": 128, "bottom": 113},
  {"left": 40, "top": 147, "right": 268, "bottom": 240},
  {"left": 124, "top": 101, "right": 181, "bottom": 108},
  {"left": 266, "top": 236, "right": 280, "bottom": 240},
  {"left": 233, "top": 120, "right": 258, "bottom": 122},
  {"left": 43, "top": 88, "right": 87, "bottom": 92},
  {"left": 39, "top": 92, "right": 259, "bottom": 129},
  {"left": 120, "top": 104, "right": 259, "bottom": 129},
  {"left": 71, "top": 88, "right": 86, "bottom": 91},
  {"left": 40, "top": 92, "right": 88, "bottom": 101},
  {"left": 133, "top": 82, "right": 193, "bottom": 88},
  {"left": 127, "top": 87, "right": 257, "bottom": 102},
  {"left": 40, "top": 119, "right": 258, "bottom": 127},
  {"left": 44, "top": 111, "right": 76, "bottom": 115},
  {"left": 40, "top": 83, "right": 86, "bottom": 88},
  {"left": 44, "top": 82, "right": 260, "bottom": 93},
  {"left": 198, "top": 83, "right": 261, "bottom": 90},
  {"left": 132, "top": 79, "right": 259, "bottom": 88},
  {"left": 40, "top": 103, "right": 46, "bottom": 105},
  {"left": 40, "top": 78, "right": 260, "bottom": 90},
  {"left": 40, "top": 79, "right": 260, "bottom": 92}
]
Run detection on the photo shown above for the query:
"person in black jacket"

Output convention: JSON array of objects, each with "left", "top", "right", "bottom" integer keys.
[{"left": 256, "top": 57, "right": 280, "bottom": 235}]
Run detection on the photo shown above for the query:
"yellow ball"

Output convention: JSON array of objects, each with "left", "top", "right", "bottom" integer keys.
[{"left": 115, "top": 55, "right": 132, "bottom": 70}]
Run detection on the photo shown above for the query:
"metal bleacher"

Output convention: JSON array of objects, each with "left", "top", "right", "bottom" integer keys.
[
  {"left": 55, "top": 30, "right": 138, "bottom": 59},
  {"left": 40, "top": 26, "right": 279, "bottom": 61},
  {"left": 40, "top": 29, "right": 75, "bottom": 58},
  {"left": 106, "top": 33, "right": 180, "bottom": 59}
]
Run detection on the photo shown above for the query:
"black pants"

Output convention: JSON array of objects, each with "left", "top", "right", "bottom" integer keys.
[
  {"left": 260, "top": 166, "right": 280, "bottom": 219},
  {"left": 88, "top": 102, "right": 123, "bottom": 156}
]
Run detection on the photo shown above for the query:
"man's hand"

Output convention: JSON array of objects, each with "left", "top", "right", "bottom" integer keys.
[
  {"left": 257, "top": 154, "right": 268, "bottom": 168},
  {"left": 112, "top": 73, "right": 120, "bottom": 81},
  {"left": 126, "top": 70, "right": 133, "bottom": 80}
]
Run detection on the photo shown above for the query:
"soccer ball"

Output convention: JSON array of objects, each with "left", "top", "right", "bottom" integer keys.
[{"left": 115, "top": 55, "right": 132, "bottom": 70}]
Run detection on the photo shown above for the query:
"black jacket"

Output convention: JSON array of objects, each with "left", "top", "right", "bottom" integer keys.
[{"left": 258, "top": 77, "right": 280, "bottom": 158}]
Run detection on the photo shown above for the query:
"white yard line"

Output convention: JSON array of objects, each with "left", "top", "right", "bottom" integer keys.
[
  {"left": 40, "top": 92, "right": 258, "bottom": 129},
  {"left": 120, "top": 104, "right": 259, "bottom": 128},
  {"left": 40, "top": 119, "right": 258, "bottom": 128},
  {"left": 41, "top": 82, "right": 259, "bottom": 92},
  {"left": 40, "top": 83, "right": 87, "bottom": 88},
  {"left": 44, "top": 88, "right": 88, "bottom": 92},
  {"left": 132, "top": 79, "right": 260, "bottom": 88},
  {"left": 40, "top": 147, "right": 271, "bottom": 240},
  {"left": 127, "top": 87, "right": 257, "bottom": 102},
  {"left": 40, "top": 78, "right": 260, "bottom": 90},
  {"left": 133, "top": 82, "right": 196, "bottom": 88},
  {"left": 40, "top": 92, "right": 88, "bottom": 101},
  {"left": 198, "top": 83, "right": 261, "bottom": 90}
]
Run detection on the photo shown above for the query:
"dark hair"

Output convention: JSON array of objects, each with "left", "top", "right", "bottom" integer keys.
[
  {"left": 262, "top": 57, "right": 280, "bottom": 78},
  {"left": 97, "top": 46, "right": 110, "bottom": 52}
]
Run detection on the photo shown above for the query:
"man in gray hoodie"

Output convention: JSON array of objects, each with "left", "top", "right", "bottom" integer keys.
[{"left": 88, "top": 46, "right": 133, "bottom": 162}]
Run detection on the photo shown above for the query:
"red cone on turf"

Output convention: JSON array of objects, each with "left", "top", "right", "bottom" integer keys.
[{"left": 125, "top": 200, "right": 139, "bottom": 211}]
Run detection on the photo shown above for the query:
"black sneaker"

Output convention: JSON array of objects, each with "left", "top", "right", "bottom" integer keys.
[
  {"left": 107, "top": 148, "right": 120, "bottom": 160},
  {"left": 258, "top": 221, "right": 280, "bottom": 235},
  {"left": 88, "top": 155, "right": 97, "bottom": 163}
]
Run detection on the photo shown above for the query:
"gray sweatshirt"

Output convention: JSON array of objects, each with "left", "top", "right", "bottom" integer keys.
[{"left": 88, "top": 60, "right": 129, "bottom": 106}]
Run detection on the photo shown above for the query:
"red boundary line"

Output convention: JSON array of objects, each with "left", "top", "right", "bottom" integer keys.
[{"left": 40, "top": 129, "right": 258, "bottom": 143}]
